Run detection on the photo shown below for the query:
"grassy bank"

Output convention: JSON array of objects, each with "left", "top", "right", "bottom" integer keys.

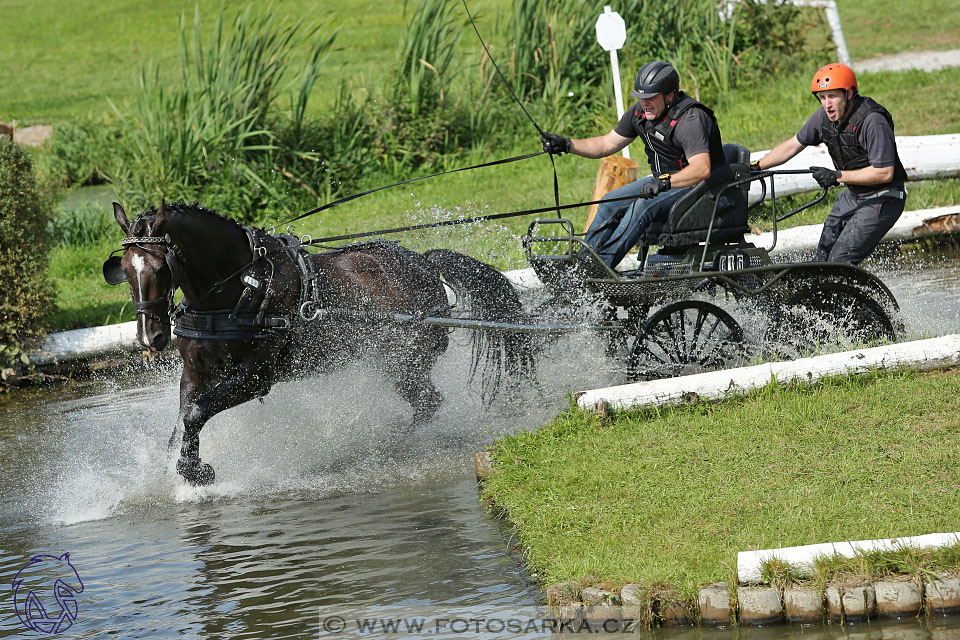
[{"left": 480, "top": 367, "right": 960, "bottom": 599}]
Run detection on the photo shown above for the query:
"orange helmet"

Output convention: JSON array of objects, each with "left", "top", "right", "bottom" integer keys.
[{"left": 811, "top": 63, "right": 857, "bottom": 95}]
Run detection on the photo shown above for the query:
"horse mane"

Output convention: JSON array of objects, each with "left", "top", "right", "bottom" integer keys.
[{"left": 129, "top": 201, "right": 246, "bottom": 236}]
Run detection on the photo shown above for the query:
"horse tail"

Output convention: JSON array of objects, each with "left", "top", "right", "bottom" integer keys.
[{"left": 423, "top": 249, "right": 538, "bottom": 404}]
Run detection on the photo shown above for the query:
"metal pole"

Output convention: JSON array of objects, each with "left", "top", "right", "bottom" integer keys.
[{"left": 822, "top": 1, "right": 852, "bottom": 67}]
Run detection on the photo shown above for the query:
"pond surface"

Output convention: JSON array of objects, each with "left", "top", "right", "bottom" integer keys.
[
  {"left": 0, "top": 341, "right": 616, "bottom": 639},
  {"left": 3, "top": 247, "right": 960, "bottom": 639}
]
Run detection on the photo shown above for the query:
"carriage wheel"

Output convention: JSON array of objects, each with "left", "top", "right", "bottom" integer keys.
[
  {"left": 769, "top": 281, "right": 899, "bottom": 355},
  {"left": 628, "top": 300, "right": 746, "bottom": 379}
]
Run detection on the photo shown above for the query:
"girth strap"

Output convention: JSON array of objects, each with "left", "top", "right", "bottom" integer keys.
[{"left": 174, "top": 308, "right": 291, "bottom": 341}]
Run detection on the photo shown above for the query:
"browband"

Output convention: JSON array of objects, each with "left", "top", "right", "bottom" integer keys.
[{"left": 122, "top": 236, "right": 168, "bottom": 246}]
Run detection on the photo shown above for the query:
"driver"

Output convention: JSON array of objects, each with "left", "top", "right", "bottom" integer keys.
[
  {"left": 540, "top": 60, "right": 726, "bottom": 269},
  {"left": 753, "top": 63, "right": 908, "bottom": 264}
]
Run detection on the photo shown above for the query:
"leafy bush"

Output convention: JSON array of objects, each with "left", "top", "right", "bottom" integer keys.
[
  {"left": 732, "top": 0, "right": 834, "bottom": 76},
  {"left": 0, "top": 135, "right": 56, "bottom": 366},
  {"left": 504, "top": 0, "right": 833, "bottom": 116}
]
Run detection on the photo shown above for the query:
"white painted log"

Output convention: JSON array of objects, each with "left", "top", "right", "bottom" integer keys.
[
  {"left": 750, "top": 204, "right": 960, "bottom": 257},
  {"left": 747, "top": 134, "right": 960, "bottom": 203},
  {"left": 575, "top": 334, "right": 960, "bottom": 411},
  {"left": 29, "top": 321, "right": 140, "bottom": 365},
  {"left": 738, "top": 532, "right": 960, "bottom": 585}
]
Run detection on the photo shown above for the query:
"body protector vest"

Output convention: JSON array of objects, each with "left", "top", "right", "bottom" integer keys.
[
  {"left": 639, "top": 92, "right": 726, "bottom": 175},
  {"left": 820, "top": 95, "right": 908, "bottom": 183}
]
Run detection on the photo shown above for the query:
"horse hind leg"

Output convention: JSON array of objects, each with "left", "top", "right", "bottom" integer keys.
[
  {"left": 378, "top": 327, "right": 446, "bottom": 428},
  {"left": 395, "top": 376, "right": 443, "bottom": 426}
]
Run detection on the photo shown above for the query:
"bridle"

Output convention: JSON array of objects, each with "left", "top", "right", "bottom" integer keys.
[{"left": 106, "top": 235, "right": 184, "bottom": 327}]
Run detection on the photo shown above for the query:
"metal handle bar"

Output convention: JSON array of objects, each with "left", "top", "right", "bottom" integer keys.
[{"left": 698, "top": 169, "right": 826, "bottom": 270}]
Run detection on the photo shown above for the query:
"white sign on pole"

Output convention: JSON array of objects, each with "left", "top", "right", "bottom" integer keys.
[
  {"left": 595, "top": 6, "right": 629, "bottom": 159},
  {"left": 595, "top": 6, "right": 626, "bottom": 51}
]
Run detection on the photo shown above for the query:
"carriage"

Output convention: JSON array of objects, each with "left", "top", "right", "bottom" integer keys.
[
  {"left": 308, "top": 142, "right": 903, "bottom": 379},
  {"left": 516, "top": 142, "right": 903, "bottom": 378}
]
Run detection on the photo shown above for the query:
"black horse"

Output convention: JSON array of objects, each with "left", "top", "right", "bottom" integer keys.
[{"left": 103, "top": 201, "right": 533, "bottom": 485}]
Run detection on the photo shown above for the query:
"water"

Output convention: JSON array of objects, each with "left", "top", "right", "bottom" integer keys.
[
  {"left": 3, "top": 249, "right": 960, "bottom": 638},
  {"left": 875, "top": 250, "right": 960, "bottom": 337},
  {"left": 0, "top": 338, "right": 617, "bottom": 639}
]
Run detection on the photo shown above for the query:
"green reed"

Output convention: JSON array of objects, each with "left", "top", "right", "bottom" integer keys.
[
  {"left": 395, "top": 0, "right": 465, "bottom": 117},
  {"left": 118, "top": 4, "right": 335, "bottom": 207}
]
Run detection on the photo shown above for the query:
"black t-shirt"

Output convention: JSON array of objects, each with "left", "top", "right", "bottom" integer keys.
[
  {"left": 797, "top": 108, "right": 905, "bottom": 196},
  {"left": 615, "top": 100, "right": 715, "bottom": 166}
]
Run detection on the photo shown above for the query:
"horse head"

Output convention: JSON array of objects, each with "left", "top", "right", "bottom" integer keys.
[{"left": 103, "top": 201, "right": 182, "bottom": 352}]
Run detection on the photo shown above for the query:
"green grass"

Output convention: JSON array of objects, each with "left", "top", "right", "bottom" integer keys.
[
  {"left": 839, "top": 0, "right": 960, "bottom": 59},
  {"left": 47, "top": 239, "right": 135, "bottom": 330},
  {"left": 480, "top": 368, "right": 960, "bottom": 595},
  {"left": 0, "top": 0, "right": 511, "bottom": 123},
  {"left": 5, "top": 0, "right": 959, "bottom": 124}
]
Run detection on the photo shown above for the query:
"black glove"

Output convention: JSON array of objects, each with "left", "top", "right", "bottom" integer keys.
[
  {"left": 640, "top": 174, "right": 671, "bottom": 198},
  {"left": 810, "top": 166, "right": 842, "bottom": 188},
  {"left": 541, "top": 132, "right": 571, "bottom": 156},
  {"left": 750, "top": 159, "right": 762, "bottom": 172}
]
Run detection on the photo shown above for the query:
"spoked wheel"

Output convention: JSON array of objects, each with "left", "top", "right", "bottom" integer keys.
[
  {"left": 768, "top": 281, "right": 900, "bottom": 356},
  {"left": 628, "top": 300, "right": 747, "bottom": 379}
]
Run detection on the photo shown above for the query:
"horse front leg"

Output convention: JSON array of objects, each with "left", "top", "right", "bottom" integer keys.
[{"left": 173, "top": 358, "right": 274, "bottom": 486}]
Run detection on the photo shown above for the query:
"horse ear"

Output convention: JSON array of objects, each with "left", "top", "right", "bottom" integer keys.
[
  {"left": 113, "top": 202, "right": 130, "bottom": 234},
  {"left": 157, "top": 198, "right": 167, "bottom": 222}
]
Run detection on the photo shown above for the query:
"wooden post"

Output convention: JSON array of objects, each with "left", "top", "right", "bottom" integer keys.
[{"left": 585, "top": 155, "right": 638, "bottom": 232}]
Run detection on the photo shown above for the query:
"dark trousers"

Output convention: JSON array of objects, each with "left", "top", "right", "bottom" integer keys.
[{"left": 815, "top": 188, "right": 906, "bottom": 264}]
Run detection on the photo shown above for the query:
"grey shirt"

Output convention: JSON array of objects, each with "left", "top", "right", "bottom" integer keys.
[{"left": 797, "top": 108, "right": 905, "bottom": 197}]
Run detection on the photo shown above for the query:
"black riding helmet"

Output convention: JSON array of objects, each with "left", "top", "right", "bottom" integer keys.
[{"left": 630, "top": 60, "right": 679, "bottom": 99}]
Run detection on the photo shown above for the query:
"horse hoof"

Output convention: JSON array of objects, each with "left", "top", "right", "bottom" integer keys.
[{"left": 176, "top": 458, "right": 216, "bottom": 486}]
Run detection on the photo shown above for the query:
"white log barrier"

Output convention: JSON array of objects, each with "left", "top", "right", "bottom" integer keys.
[
  {"left": 748, "top": 204, "right": 960, "bottom": 257},
  {"left": 29, "top": 321, "right": 140, "bottom": 366},
  {"left": 575, "top": 334, "right": 960, "bottom": 412},
  {"left": 738, "top": 531, "right": 960, "bottom": 585},
  {"left": 747, "top": 133, "right": 960, "bottom": 204}
]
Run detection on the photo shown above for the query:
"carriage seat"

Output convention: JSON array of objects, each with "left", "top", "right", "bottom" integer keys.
[{"left": 640, "top": 143, "right": 752, "bottom": 248}]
